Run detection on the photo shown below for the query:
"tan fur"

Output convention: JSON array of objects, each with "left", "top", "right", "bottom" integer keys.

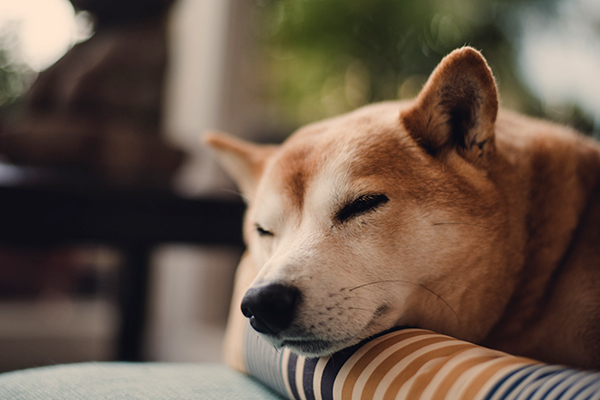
[{"left": 206, "top": 47, "right": 600, "bottom": 369}]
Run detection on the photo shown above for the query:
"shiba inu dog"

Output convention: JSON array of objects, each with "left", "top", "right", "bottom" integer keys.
[{"left": 206, "top": 47, "right": 600, "bottom": 369}]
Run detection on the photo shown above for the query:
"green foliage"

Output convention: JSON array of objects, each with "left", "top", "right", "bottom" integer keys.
[{"left": 256, "top": 0, "right": 554, "bottom": 130}]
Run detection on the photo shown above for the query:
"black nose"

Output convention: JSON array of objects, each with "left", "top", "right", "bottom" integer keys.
[{"left": 241, "top": 283, "right": 301, "bottom": 335}]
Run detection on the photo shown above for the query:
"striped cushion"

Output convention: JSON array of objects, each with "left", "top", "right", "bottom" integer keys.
[{"left": 241, "top": 324, "right": 600, "bottom": 400}]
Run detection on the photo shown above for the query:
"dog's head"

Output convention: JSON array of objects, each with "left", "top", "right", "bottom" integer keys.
[{"left": 206, "top": 47, "right": 521, "bottom": 356}]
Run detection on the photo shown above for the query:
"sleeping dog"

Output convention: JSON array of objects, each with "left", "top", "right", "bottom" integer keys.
[{"left": 206, "top": 47, "right": 600, "bottom": 369}]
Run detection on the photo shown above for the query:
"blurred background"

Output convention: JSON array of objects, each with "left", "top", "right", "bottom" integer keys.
[{"left": 0, "top": 0, "right": 599, "bottom": 372}]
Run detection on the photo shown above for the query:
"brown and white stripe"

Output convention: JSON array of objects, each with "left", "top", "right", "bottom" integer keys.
[{"left": 243, "top": 326, "right": 546, "bottom": 400}]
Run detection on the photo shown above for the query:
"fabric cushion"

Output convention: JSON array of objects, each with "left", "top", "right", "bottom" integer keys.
[
  {"left": 0, "top": 362, "right": 285, "bottom": 400},
  {"left": 242, "top": 324, "right": 600, "bottom": 400}
]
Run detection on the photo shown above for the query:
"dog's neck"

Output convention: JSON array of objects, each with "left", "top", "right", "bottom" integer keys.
[{"left": 485, "top": 110, "right": 600, "bottom": 347}]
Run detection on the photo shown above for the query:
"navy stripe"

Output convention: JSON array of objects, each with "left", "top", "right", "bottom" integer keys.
[
  {"left": 532, "top": 369, "right": 578, "bottom": 398},
  {"left": 546, "top": 370, "right": 585, "bottom": 399},
  {"left": 581, "top": 379, "right": 600, "bottom": 400},
  {"left": 484, "top": 363, "right": 600, "bottom": 400},
  {"left": 484, "top": 364, "right": 543, "bottom": 400},
  {"left": 553, "top": 371, "right": 600, "bottom": 400},
  {"left": 319, "top": 341, "right": 362, "bottom": 400},
  {"left": 302, "top": 357, "right": 319, "bottom": 400},
  {"left": 512, "top": 365, "right": 567, "bottom": 398},
  {"left": 319, "top": 327, "right": 407, "bottom": 400},
  {"left": 566, "top": 374, "right": 600, "bottom": 399},
  {"left": 288, "top": 352, "right": 300, "bottom": 400}
]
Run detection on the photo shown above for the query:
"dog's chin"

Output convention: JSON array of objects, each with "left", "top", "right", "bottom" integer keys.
[{"left": 273, "top": 336, "right": 358, "bottom": 358}]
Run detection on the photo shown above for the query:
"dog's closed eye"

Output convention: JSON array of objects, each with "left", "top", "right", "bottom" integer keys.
[
  {"left": 256, "top": 224, "right": 274, "bottom": 237},
  {"left": 336, "top": 194, "right": 389, "bottom": 223}
]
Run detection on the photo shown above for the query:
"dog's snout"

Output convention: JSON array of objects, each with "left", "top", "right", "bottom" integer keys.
[{"left": 241, "top": 283, "right": 301, "bottom": 335}]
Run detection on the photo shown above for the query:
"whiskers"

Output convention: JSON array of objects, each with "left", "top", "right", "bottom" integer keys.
[
  {"left": 345, "top": 279, "right": 461, "bottom": 328},
  {"left": 216, "top": 187, "right": 250, "bottom": 202}
]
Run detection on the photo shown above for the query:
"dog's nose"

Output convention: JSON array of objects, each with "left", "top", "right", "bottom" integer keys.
[{"left": 241, "top": 283, "right": 301, "bottom": 335}]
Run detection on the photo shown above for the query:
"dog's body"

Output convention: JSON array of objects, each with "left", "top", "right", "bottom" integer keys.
[{"left": 207, "top": 47, "right": 600, "bottom": 369}]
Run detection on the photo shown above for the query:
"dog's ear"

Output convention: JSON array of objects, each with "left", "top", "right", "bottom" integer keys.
[
  {"left": 204, "top": 132, "right": 277, "bottom": 200},
  {"left": 400, "top": 47, "right": 498, "bottom": 164}
]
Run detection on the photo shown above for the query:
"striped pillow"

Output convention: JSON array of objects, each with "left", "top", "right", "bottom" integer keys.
[{"left": 241, "top": 323, "right": 600, "bottom": 400}]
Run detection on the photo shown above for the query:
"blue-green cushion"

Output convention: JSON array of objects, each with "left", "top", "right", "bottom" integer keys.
[{"left": 0, "top": 362, "right": 285, "bottom": 400}]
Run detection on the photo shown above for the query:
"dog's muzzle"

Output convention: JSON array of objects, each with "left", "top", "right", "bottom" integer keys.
[{"left": 241, "top": 283, "right": 301, "bottom": 335}]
